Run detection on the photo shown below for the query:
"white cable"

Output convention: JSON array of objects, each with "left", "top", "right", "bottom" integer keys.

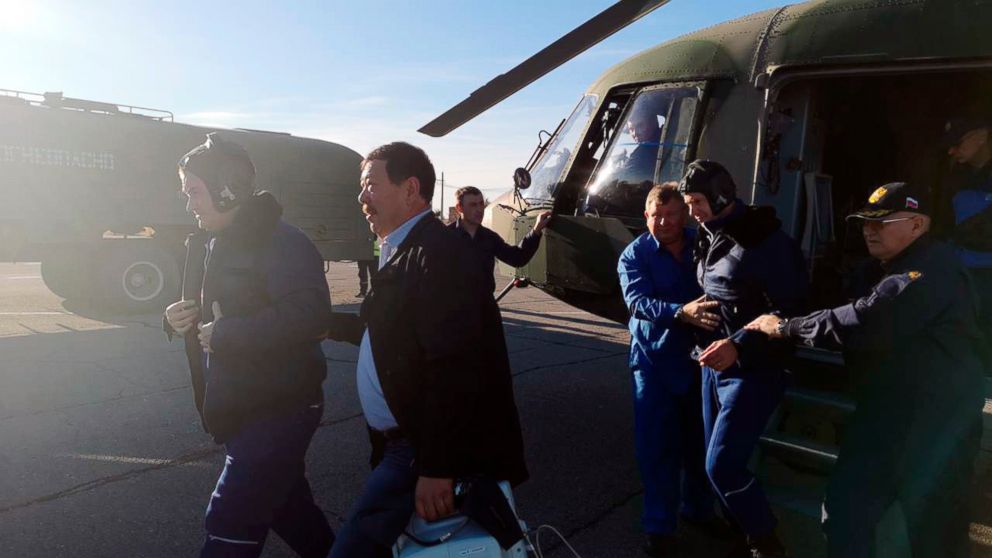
[
  {"left": 531, "top": 524, "right": 582, "bottom": 558},
  {"left": 524, "top": 532, "right": 541, "bottom": 558}
]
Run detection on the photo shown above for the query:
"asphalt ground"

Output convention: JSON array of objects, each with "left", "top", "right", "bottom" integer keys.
[{"left": 0, "top": 261, "right": 990, "bottom": 557}]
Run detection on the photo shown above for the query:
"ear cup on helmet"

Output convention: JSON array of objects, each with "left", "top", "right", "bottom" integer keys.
[{"left": 179, "top": 133, "right": 256, "bottom": 212}]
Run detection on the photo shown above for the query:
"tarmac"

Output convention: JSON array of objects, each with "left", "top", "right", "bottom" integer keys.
[{"left": 0, "top": 261, "right": 989, "bottom": 557}]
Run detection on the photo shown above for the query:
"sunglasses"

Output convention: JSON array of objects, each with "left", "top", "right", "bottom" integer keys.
[{"left": 861, "top": 216, "right": 917, "bottom": 231}]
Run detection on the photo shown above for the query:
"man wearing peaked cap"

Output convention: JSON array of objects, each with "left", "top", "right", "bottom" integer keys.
[{"left": 747, "top": 181, "right": 985, "bottom": 558}]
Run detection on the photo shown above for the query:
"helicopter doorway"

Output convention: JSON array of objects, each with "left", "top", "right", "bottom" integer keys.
[{"left": 761, "top": 69, "right": 992, "bottom": 310}]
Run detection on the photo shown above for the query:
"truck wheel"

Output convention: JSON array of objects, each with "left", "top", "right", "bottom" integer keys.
[
  {"left": 41, "top": 250, "right": 93, "bottom": 300},
  {"left": 97, "top": 243, "right": 179, "bottom": 314}
]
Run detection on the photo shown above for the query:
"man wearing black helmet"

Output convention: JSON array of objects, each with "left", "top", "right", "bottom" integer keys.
[
  {"left": 678, "top": 160, "right": 808, "bottom": 558},
  {"left": 747, "top": 182, "right": 984, "bottom": 558},
  {"left": 164, "top": 133, "right": 335, "bottom": 557}
]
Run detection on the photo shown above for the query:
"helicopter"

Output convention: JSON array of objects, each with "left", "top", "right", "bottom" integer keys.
[{"left": 420, "top": 0, "right": 992, "bottom": 551}]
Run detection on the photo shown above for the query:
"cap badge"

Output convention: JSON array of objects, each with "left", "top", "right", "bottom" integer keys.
[
  {"left": 906, "top": 197, "right": 919, "bottom": 209},
  {"left": 869, "top": 187, "right": 888, "bottom": 204},
  {"left": 218, "top": 185, "right": 237, "bottom": 202},
  {"left": 907, "top": 271, "right": 923, "bottom": 281}
]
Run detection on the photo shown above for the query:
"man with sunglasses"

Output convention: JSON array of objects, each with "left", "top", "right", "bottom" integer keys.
[{"left": 746, "top": 182, "right": 985, "bottom": 558}]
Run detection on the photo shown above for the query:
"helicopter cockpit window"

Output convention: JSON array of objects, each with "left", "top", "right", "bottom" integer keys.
[
  {"left": 526, "top": 95, "right": 598, "bottom": 203},
  {"left": 584, "top": 87, "right": 698, "bottom": 220}
]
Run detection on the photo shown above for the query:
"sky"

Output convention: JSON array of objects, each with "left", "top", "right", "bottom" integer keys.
[{"left": 0, "top": 0, "right": 780, "bottom": 209}]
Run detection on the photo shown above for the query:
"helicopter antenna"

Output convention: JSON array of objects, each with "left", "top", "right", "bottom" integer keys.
[{"left": 418, "top": 0, "right": 672, "bottom": 137}]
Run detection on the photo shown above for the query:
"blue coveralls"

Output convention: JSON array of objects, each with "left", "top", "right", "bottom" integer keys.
[
  {"left": 618, "top": 230, "right": 715, "bottom": 536},
  {"left": 779, "top": 237, "right": 984, "bottom": 557},
  {"left": 693, "top": 202, "right": 808, "bottom": 538}
]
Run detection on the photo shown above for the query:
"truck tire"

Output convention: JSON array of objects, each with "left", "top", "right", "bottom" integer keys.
[
  {"left": 97, "top": 242, "right": 179, "bottom": 314},
  {"left": 40, "top": 250, "right": 93, "bottom": 300}
]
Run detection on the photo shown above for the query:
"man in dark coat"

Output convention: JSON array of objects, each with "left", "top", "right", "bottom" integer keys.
[
  {"left": 164, "top": 133, "right": 334, "bottom": 558},
  {"left": 325, "top": 142, "right": 527, "bottom": 558},
  {"left": 447, "top": 185, "right": 550, "bottom": 294},
  {"left": 938, "top": 117, "right": 992, "bottom": 373},
  {"left": 747, "top": 182, "right": 985, "bottom": 558},
  {"left": 678, "top": 160, "right": 809, "bottom": 558}
]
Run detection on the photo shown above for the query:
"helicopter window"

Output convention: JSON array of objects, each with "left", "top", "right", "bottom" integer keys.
[
  {"left": 526, "top": 95, "right": 598, "bottom": 203},
  {"left": 583, "top": 87, "right": 698, "bottom": 221}
]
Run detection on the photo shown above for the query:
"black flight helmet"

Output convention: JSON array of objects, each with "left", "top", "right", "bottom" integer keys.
[
  {"left": 677, "top": 159, "right": 736, "bottom": 215},
  {"left": 179, "top": 133, "right": 256, "bottom": 213}
]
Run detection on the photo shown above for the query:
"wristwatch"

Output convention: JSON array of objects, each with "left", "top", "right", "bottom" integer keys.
[
  {"left": 674, "top": 306, "right": 686, "bottom": 322},
  {"left": 775, "top": 317, "right": 789, "bottom": 337}
]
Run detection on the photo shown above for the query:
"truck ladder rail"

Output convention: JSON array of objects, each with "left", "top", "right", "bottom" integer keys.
[{"left": 0, "top": 88, "right": 174, "bottom": 121}]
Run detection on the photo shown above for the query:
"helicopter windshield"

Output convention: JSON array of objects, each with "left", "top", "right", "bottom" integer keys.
[
  {"left": 584, "top": 87, "right": 699, "bottom": 220},
  {"left": 525, "top": 95, "right": 597, "bottom": 203}
]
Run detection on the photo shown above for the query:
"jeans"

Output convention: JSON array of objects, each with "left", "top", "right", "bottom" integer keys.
[{"left": 329, "top": 440, "right": 417, "bottom": 558}]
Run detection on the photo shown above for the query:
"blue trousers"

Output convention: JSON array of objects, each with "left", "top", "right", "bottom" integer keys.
[
  {"left": 701, "top": 365, "right": 784, "bottom": 537},
  {"left": 632, "top": 365, "right": 714, "bottom": 535},
  {"left": 329, "top": 440, "right": 417, "bottom": 558},
  {"left": 201, "top": 405, "right": 333, "bottom": 558}
]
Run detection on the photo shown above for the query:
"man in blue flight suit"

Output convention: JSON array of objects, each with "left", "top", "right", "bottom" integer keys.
[
  {"left": 164, "top": 133, "right": 334, "bottom": 557},
  {"left": 618, "top": 182, "right": 725, "bottom": 557},
  {"left": 448, "top": 186, "right": 551, "bottom": 295},
  {"left": 939, "top": 117, "right": 992, "bottom": 371},
  {"left": 747, "top": 182, "right": 985, "bottom": 558},
  {"left": 678, "top": 160, "right": 809, "bottom": 558}
]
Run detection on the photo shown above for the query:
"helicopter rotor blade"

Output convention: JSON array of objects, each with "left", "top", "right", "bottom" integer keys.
[{"left": 418, "top": 0, "right": 672, "bottom": 138}]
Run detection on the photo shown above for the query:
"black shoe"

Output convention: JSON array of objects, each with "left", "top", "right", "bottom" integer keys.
[
  {"left": 724, "top": 537, "right": 751, "bottom": 558},
  {"left": 356, "top": 290, "right": 366, "bottom": 298},
  {"left": 747, "top": 531, "right": 788, "bottom": 558},
  {"left": 680, "top": 514, "right": 735, "bottom": 541},
  {"left": 643, "top": 533, "right": 679, "bottom": 557}
]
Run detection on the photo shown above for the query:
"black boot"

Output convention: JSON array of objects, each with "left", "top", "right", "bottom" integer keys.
[
  {"left": 747, "top": 531, "right": 788, "bottom": 558},
  {"left": 680, "top": 514, "right": 735, "bottom": 540}
]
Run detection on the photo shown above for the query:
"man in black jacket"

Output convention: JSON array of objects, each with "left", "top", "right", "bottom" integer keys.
[
  {"left": 326, "top": 142, "right": 527, "bottom": 558},
  {"left": 747, "top": 182, "right": 985, "bottom": 558},
  {"left": 678, "top": 160, "right": 809, "bottom": 558},
  {"left": 164, "top": 133, "right": 334, "bottom": 558},
  {"left": 448, "top": 186, "right": 551, "bottom": 294}
]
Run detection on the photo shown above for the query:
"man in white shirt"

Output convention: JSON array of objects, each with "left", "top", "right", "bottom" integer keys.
[{"left": 326, "top": 142, "right": 527, "bottom": 558}]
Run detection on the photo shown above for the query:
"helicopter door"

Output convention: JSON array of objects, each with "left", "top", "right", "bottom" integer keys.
[{"left": 753, "top": 82, "right": 827, "bottom": 250}]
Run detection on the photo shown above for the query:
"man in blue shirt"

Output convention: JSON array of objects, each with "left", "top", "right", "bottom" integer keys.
[{"left": 617, "top": 183, "right": 723, "bottom": 557}]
